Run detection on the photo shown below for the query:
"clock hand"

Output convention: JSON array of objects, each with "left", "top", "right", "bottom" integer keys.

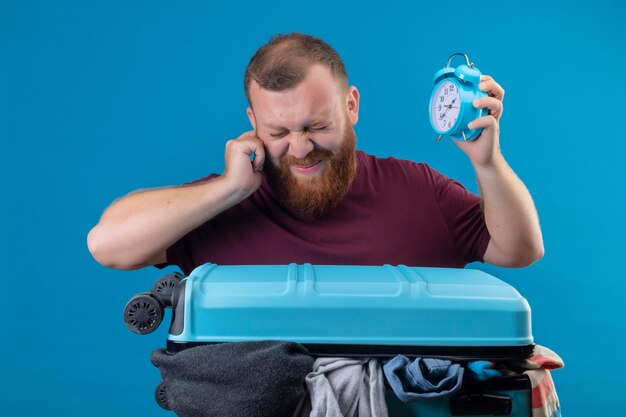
[
  {"left": 443, "top": 98, "right": 456, "bottom": 110},
  {"left": 440, "top": 99, "right": 456, "bottom": 119},
  {"left": 439, "top": 96, "right": 458, "bottom": 119}
]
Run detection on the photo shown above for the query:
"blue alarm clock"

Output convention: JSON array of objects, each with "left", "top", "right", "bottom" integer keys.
[{"left": 429, "top": 53, "right": 488, "bottom": 142}]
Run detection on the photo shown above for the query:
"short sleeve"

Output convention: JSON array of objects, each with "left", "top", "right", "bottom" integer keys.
[{"left": 425, "top": 165, "right": 491, "bottom": 263}]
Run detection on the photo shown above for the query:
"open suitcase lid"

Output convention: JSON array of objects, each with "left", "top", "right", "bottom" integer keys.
[{"left": 166, "top": 264, "right": 534, "bottom": 360}]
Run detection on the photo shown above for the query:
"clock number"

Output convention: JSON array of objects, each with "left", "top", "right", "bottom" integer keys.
[
  {"left": 438, "top": 104, "right": 441, "bottom": 111},
  {"left": 445, "top": 88, "right": 449, "bottom": 95},
  {"left": 450, "top": 84, "right": 454, "bottom": 91},
  {"left": 440, "top": 96, "right": 444, "bottom": 102},
  {"left": 448, "top": 121, "right": 451, "bottom": 128}
]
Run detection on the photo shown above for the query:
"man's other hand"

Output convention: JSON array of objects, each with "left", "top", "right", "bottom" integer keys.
[{"left": 455, "top": 75, "right": 505, "bottom": 168}]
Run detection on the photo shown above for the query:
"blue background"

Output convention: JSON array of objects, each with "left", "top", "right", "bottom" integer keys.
[{"left": 2, "top": 0, "right": 624, "bottom": 415}]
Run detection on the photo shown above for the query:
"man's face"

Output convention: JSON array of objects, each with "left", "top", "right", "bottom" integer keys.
[{"left": 246, "top": 64, "right": 360, "bottom": 218}]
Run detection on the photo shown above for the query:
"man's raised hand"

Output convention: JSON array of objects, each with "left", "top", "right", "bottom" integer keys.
[{"left": 222, "top": 130, "right": 266, "bottom": 200}]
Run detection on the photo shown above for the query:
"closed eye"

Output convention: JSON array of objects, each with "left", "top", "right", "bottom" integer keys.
[
  {"left": 309, "top": 125, "right": 329, "bottom": 132},
  {"left": 269, "top": 131, "right": 289, "bottom": 138},
  {"left": 269, "top": 125, "right": 330, "bottom": 138}
]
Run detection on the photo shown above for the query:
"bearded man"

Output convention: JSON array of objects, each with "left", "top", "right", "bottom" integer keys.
[{"left": 87, "top": 33, "right": 544, "bottom": 275}]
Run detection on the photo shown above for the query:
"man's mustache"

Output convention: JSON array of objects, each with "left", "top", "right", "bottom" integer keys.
[{"left": 280, "top": 148, "right": 333, "bottom": 166}]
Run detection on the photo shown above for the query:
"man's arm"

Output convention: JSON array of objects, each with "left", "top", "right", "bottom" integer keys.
[
  {"left": 475, "top": 157, "right": 544, "bottom": 267},
  {"left": 87, "top": 131, "right": 266, "bottom": 270},
  {"left": 456, "top": 75, "right": 544, "bottom": 267},
  {"left": 88, "top": 178, "right": 242, "bottom": 269}
]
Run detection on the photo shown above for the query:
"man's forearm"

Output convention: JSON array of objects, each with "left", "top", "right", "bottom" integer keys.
[
  {"left": 474, "top": 155, "right": 544, "bottom": 266},
  {"left": 87, "top": 176, "right": 243, "bottom": 269}
]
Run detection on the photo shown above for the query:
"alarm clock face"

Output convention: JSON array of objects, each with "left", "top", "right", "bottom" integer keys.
[{"left": 431, "top": 81, "right": 461, "bottom": 133}]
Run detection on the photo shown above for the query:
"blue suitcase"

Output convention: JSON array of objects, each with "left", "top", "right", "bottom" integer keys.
[{"left": 124, "top": 263, "right": 534, "bottom": 416}]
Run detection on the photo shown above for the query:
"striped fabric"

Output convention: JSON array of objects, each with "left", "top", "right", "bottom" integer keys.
[
  {"left": 486, "top": 344, "right": 563, "bottom": 417},
  {"left": 520, "top": 345, "right": 563, "bottom": 417}
]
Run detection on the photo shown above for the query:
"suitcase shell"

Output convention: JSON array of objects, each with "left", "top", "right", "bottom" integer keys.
[
  {"left": 130, "top": 263, "right": 535, "bottom": 415},
  {"left": 164, "top": 263, "right": 534, "bottom": 360}
]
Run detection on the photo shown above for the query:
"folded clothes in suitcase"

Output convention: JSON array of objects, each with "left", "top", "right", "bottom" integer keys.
[{"left": 124, "top": 263, "right": 537, "bottom": 416}]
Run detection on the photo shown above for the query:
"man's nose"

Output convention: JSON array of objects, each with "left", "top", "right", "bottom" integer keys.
[{"left": 287, "top": 132, "right": 315, "bottom": 160}]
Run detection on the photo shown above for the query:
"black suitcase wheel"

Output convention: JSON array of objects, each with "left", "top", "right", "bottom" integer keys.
[
  {"left": 123, "top": 293, "right": 164, "bottom": 334},
  {"left": 155, "top": 381, "right": 170, "bottom": 410},
  {"left": 151, "top": 272, "right": 183, "bottom": 307}
]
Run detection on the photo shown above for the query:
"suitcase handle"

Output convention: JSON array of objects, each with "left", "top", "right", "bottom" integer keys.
[{"left": 449, "top": 392, "right": 512, "bottom": 416}]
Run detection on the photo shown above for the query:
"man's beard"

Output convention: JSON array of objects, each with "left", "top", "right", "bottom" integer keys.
[{"left": 264, "top": 121, "right": 357, "bottom": 219}]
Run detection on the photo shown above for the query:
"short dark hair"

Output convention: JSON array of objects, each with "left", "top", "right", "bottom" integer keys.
[{"left": 244, "top": 33, "right": 348, "bottom": 106}]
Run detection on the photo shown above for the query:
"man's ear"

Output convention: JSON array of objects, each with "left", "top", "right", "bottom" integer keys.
[
  {"left": 345, "top": 86, "right": 360, "bottom": 125},
  {"left": 246, "top": 107, "right": 257, "bottom": 130}
]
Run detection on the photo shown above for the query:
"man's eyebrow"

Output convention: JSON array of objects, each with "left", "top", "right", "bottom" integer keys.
[
  {"left": 264, "top": 123, "right": 288, "bottom": 131},
  {"left": 264, "top": 119, "right": 331, "bottom": 130}
]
